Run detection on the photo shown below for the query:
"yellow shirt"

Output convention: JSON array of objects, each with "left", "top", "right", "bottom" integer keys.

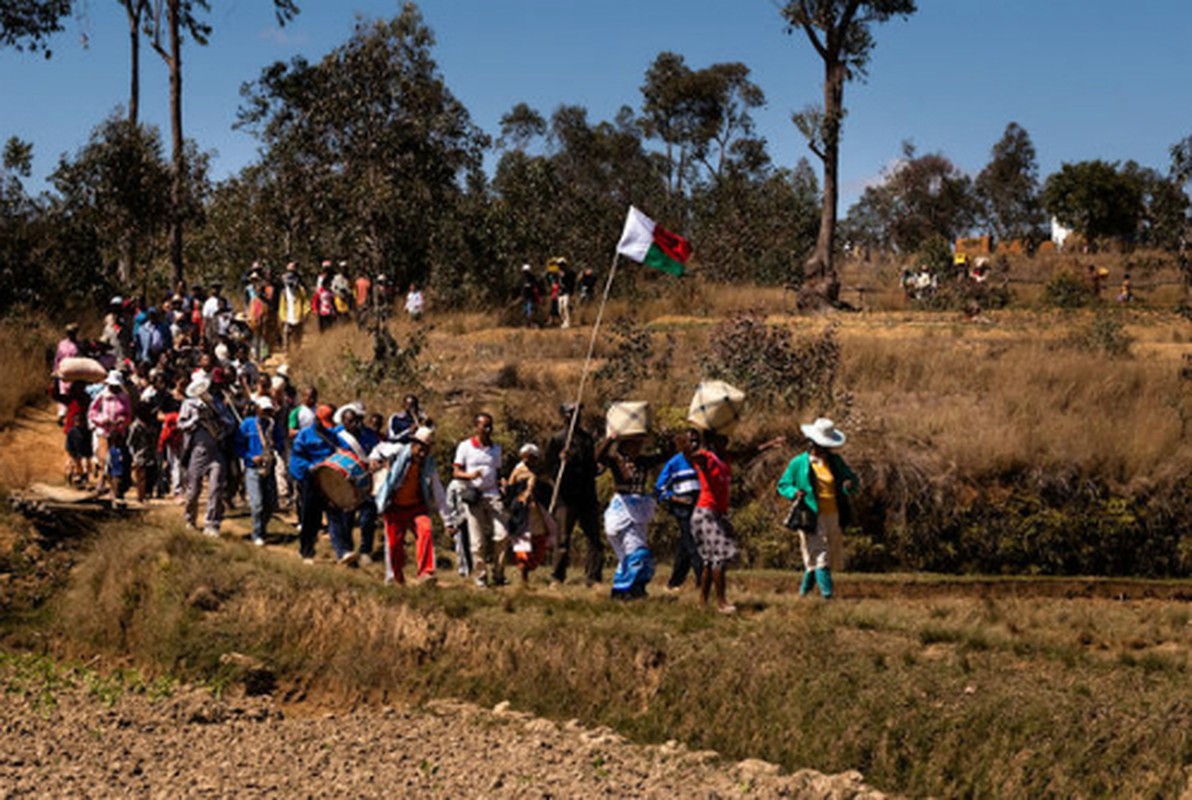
[{"left": 811, "top": 457, "right": 838, "bottom": 516}]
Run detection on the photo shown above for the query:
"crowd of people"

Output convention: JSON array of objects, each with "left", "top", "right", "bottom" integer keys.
[{"left": 48, "top": 269, "right": 858, "bottom": 609}]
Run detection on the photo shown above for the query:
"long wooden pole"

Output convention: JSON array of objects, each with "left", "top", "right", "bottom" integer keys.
[{"left": 547, "top": 252, "right": 621, "bottom": 516}]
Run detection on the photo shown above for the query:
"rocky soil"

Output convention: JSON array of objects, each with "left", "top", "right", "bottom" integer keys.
[{"left": 0, "top": 666, "right": 887, "bottom": 799}]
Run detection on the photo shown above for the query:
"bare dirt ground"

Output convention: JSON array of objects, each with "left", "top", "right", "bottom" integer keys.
[{"left": 0, "top": 663, "right": 884, "bottom": 799}]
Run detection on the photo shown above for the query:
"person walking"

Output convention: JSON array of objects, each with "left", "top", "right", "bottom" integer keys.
[
  {"left": 289, "top": 404, "right": 340, "bottom": 563},
  {"left": 545, "top": 403, "right": 604, "bottom": 587},
  {"left": 372, "top": 426, "right": 450, "bottom": 585},
  {"left": 178, "top": 375, "right": 233, "bottom": 536},
  {"left": 453, "top": 412, "right": 509, "bottom": 587},
  {"left": 505, "top": 444, "right": 557, "bottom": 584},
  {"left": 654, "top": 428, "right": 704, "bottom": 591},
  {"left": 237, "top": 395, "right": 284, "bottom": 546},
  {"left": 597, "top": 431, "right": 664, "bottom": 600},
  {"left": 88, "top": 370, "right": 133, "bottom": 498},
  {"left": 776, "top": 418, "right": 858, "bottom": 600}
]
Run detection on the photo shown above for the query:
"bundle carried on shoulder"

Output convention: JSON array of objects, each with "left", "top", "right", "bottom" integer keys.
[
  {"left": 687, "top": 380, "right": 746, "bottom": 433},
  {"left": 55, "top": 357, "right": 107, "bottom": 384}
]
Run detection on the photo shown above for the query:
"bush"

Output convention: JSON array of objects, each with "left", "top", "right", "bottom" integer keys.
[
  {"left": 700, "top": 313, "right": 842, "bottom": 412},
  {"left": 1068, "top": 315, "right": 1133, "bottom": 357},
  {"left": 1045, "top": 269, "right": 1094, "bottom": 308}
]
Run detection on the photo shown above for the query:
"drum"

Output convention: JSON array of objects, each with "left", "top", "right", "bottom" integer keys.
[
  {"left": 56, "top": 356, "right": 107, "bottom": 384},
  {"left": 312, "top": 450, "right": 370, "bottom": 510}
]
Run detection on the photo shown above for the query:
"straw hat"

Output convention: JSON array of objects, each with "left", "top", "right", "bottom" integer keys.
[{"left": 800, "top": 417, "right": 846, "bottom": 449}]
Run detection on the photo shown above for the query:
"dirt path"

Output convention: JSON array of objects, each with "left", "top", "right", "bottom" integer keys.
[{"left": 0, "top": 661, "right": 884, "bottom": 799}]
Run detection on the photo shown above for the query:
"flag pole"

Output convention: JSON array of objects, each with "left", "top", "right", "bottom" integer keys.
[{"left": 547, "top": 250, "right": 621, "bottom": 517}]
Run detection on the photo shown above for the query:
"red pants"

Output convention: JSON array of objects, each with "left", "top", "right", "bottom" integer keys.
[{"left": 383, "top": 505, "right": 434, "bottom": 582}]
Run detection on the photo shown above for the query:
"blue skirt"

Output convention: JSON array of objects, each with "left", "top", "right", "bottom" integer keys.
[{"left": 611, "top": 546, "right": 655, "bottom": 598}]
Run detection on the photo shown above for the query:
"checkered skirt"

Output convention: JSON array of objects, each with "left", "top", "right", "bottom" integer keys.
[{"left": 692, "top": 506, "right": 739, "bottom": 567}]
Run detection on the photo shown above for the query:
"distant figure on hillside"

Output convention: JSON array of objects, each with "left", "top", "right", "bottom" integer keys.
[
  {"left": 520, "top": 264, "right": 540, "bottom": 327},
  {"left": 1087, "top": 263, "right": 1105, "bottom": 297},
  {"left": 577, "top": 267, "right": 597, "bottom": 305},
  {"left": 557, "top": 258, "right": 575, "bottom": 328},
  {"left": 1118, "top": 273, "right": 1133, "bottom": 303},
  {"left": 776, "top": 418, "right": 858, "bottom": 600},
  {"left": 405, "top": 283, "right": 425, "bottom": 320}
]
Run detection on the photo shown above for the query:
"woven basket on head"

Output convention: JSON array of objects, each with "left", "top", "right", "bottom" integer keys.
[
  {"left": 606, "top": 401, "right": 651, "bottom": 438},
  {"left": 687, "top": 380, "right": 746, "bottom": 433}
]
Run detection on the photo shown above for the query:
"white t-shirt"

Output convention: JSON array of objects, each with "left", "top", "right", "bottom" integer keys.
[
  {"left": 201, "top": 296, "right": 223, "bottom": 320},
  {"left": 453, "top": 437, "right": 501, "bottom": 495}
]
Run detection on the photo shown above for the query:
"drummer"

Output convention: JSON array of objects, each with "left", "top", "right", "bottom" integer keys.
[
  {"left": 333, "top": 403, "right": 381, "bottom": 564},
  {"left": 289, "top": 403, "right": 343, "bottom": 564}
]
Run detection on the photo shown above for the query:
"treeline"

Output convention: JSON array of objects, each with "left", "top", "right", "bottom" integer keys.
[{"left": 1, "top": 2, "right": 1190, "bottom": 314}]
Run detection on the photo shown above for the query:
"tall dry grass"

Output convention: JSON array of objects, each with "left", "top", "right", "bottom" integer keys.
[{"left": 0, "top": 317, "right": 56, "bottom": 426}]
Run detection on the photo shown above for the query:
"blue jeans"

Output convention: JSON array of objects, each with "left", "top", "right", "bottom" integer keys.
[
  {"left": 348, "top": 502, "right": 378, "bottom": 555},
  {"left": 666, "top": 502, "right": 702, "bottom": 588},
  {"left": 244, "top": 465, "right": 276, "bottom": 542}
]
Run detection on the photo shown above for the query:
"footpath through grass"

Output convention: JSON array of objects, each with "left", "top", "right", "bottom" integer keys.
[{"left": 11, "top": 518, "right": 1192, "bottom": 798}]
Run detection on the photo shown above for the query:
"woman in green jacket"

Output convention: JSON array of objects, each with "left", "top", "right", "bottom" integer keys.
[{"left": 776, "top": 418, "right": 857, "bottom": 599}]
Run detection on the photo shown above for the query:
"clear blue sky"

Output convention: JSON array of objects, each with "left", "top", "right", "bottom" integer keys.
[{"left": 3, "top": 0, "right": 1190, "bottom": 212}]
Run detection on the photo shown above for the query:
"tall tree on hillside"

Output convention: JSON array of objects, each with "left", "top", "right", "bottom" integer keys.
[
  {"left": 975, "top": 122, "right": 1045, "bottom": 244},
  {"left": 117, "top": 0, "right": 149, "bottom": 124},
  {"left": 1042, "top": 160, "right": 1142, "bottom": 251},
  {"left": 780, "top": 0, "right": 916, "bottom": 304},
  {"left": 0, "top": 0, "right": 71, "bottom": 56},
  {"left": 147, "top": 0, "right": 299, "bottom": 285},
  {"left": 236, "top": 4, "right": 486, "bottom": 288}
]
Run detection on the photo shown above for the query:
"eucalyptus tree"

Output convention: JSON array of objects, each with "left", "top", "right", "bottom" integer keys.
[{"left": 780, "top": 0, "right": 916, "bottom": 302}]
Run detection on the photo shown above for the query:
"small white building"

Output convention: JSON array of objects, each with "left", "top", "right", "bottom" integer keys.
[{"left": 1050, "top": 217, "right": 1073, "bottom": 251}]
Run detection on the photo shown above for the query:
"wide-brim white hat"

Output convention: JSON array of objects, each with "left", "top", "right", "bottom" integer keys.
[
  {"left": 254, "top": 395, "right": 275, "bottom": 411},
  {"left": 104, "top": 369, "right": 124, "bottom": 387},
  {"left": 186, "top": 377, "right": 211, "bottom": 399},
  {"left": 333, "top": 401, "right": 366, "bottom": 427},
  {"left": 801, "top": 417, "right": 846, "bottom": 448}
]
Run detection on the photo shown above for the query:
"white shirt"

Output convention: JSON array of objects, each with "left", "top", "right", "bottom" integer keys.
[
  {"left": 405, "top": 290, "right": 424, "bottom": 316},
  {"left": 201, "top": 296, "right": 223, "bottom": 320},
  {"left": 453, "top": 437, "right": 501, "bottom": 495}
]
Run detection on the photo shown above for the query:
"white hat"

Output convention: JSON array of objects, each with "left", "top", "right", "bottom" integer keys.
[
  {"left": 801, "top": 417, "right": 846, "bottom": 448},
  {"left": 519, "top": 443, "right": 540, "bottom": 459},
  {"left": 104, "top": 369, "right": 124, "bottom": 387},
  {"left": 186, "top": 377, "right": 211, "bottom": 399},
  {"left": 276, "top": 364, "right": 290, "bottom": 377},
  {"left": 270, "top": 376, "right": 286, "bottom": 392},
  {"left": 254, "top": 395, "right": 275, "bottom": 412},
  {"left": 333, "top": 401, "right": 366, "bottom": 427},
  {"left": 214, "top": 343, "right": 230, "bottom": 362},
  {"left": 411, "top": 426, "right": 434, "bottom": 446},
  {"left": 521, "top": 263, "right": 531, "bottom": 272}
]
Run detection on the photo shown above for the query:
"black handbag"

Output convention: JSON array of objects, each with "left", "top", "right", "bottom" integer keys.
[
  {"left": 460, "top": 485, "right": 482, "bottom": 506},
  {"left": 783, "top": 496, "right": 817, "bottom": 532}
]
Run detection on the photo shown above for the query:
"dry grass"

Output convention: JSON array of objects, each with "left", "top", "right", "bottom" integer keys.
[
  {"left": 46, "top": 519, "right": 1192, "bottom": 798},
  {"left": 0, "top": 317, "right": 55, "bottom": 427}
]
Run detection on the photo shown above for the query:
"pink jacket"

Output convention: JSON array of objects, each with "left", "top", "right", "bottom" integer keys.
[{"left": 87, "top": 389, "right": 132, "bottom": 436}]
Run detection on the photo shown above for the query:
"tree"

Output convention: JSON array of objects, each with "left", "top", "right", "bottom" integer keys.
[
  {"left": 1042, "top": 160, "right": 1142, "bottom": 251},
  {"left": 780, "top": 0, "right": 916, "bottom": 303},
  {"left": 0, "top": 0, "right": 71, "bottom": 56},
  {"left": 639, "top": 53, "right": 765, "bottom": 221},
  {"left": 147, "top": 0, "right": 299, "bottom": 285},
  {"left": 50, "top": 114, "right": 172, "bottom": 285},
  {"left": 235, "top": 3, "right": 487, "bottom": 290},
  {"left": 975, "top": 122, "right": 1045, "bottom": 244},
  {"left": 1121, "top": 161, "right": 1188, "bottom": 252},
  {"left": 842, "top": 142, "right": 976, "bottom": 254}
]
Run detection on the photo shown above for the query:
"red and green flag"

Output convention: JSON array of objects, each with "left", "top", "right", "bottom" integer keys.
[{"left": 615, "top": 206, "right": 692, "bottom": 276}]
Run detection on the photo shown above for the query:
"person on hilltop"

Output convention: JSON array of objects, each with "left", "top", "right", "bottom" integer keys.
[
  {"left": 372, "top": 426, "right": 451, "bottom": 585},
  {"left": 654, "top": 428, "right": 704, "bottom": 592},
  {"left": 557, "top": 258, "right": 576, "bottom": 329},
  {"left": 405, "top": 283, "right": 425, "bottom": 320},
  {"left": 178, "top": 374, "right": 233, "bottom": 536},
  {"left": 777, "top": 418, "right": 858, "bottom": 600},
  {"left": 312, "top": 265, "right": 337, "bottom": 333},
  {"left": 519, "top": 264, "right": 540, "bottom": 327},
  {"left": 453, "top": 412, "right": 509, "bottom": 588},
  {"left": 279, "top": 263, "right": 308, "bottom": 351},
  {"left": 545, "top": 403, "right": 604, "bottom": 587}
]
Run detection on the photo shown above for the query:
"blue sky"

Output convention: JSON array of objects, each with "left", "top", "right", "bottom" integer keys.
[{"left": 3, "top": 0, "right": 1190, "bottom": 211}]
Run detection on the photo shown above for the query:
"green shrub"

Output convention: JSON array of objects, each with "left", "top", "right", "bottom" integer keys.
[{"left": 1045, "top": 269, "right": 1094, "bottom": 308}]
